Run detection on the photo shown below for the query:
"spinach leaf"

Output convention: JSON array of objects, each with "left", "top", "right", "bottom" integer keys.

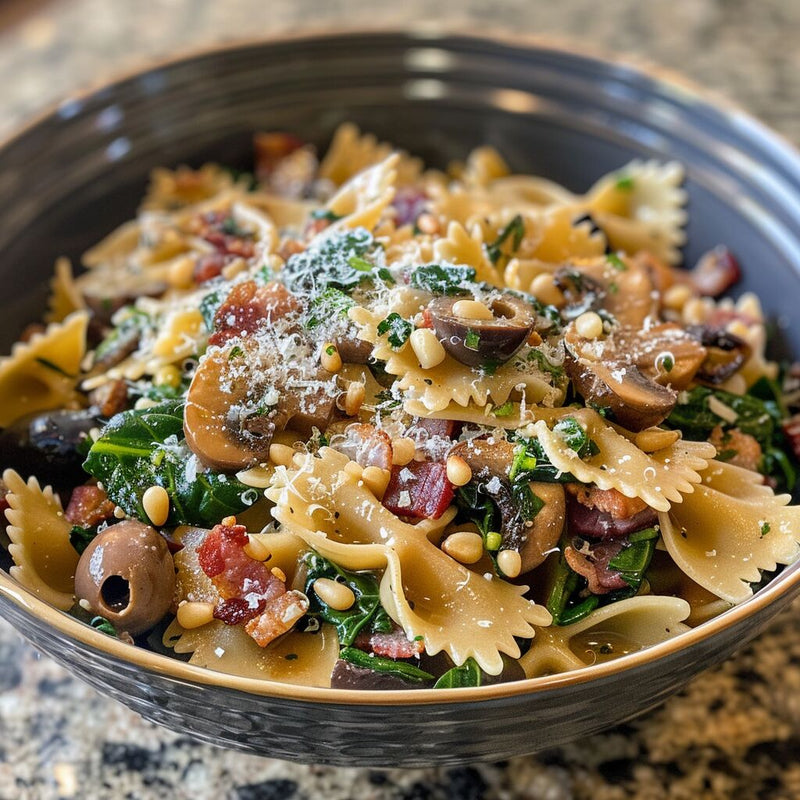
[
  {"left": 409, "top": 264, "right": 476, "bottom": 295},
  {"left": 280, "top": 227, "right": 379, "bottom": 293},
  {"left": 69, "top": 525, "right": 98, "bottom": 556},
  {"left": 199, "top": 290, "right": 224, "bottom": 331},
  {"left": 486, "top": 215, "right": 524, "bottom": 264},
  {"left": 305, "top": 287, "right": 355, "bottom": 329},
  {"left": 433, "top": 658, "right": 482, "bottom": 688},
  {"left": 303, "top": 551, "right": 392, "bottom": 646},
  {"left": 527, "top": 349, "right": 566, "bottom": 381},
  {"left": 607, "top": 527, "right": 659, "bottom": 590},
  {"left": 376, "top": 313, "right": 413, "bottom": 349},
  {"left": 339, "top": 647, "right": 434, "bottom": 683},
  {"left": 83, "top": 400, "right": 254, "bottom": 528},
  {"left": 554, "top": 416, "right": 600, "bottom": 458}
]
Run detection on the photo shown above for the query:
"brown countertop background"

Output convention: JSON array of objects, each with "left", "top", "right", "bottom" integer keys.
[{"left": 1, "top": 1, "right": 800, "bottom": 798}]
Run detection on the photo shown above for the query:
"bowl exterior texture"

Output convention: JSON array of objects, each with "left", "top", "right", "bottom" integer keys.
[{"left": 1, "top": 31, "right": 800, "bottom": 766}]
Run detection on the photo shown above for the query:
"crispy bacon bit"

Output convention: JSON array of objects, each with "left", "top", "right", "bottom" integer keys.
[
  {"left": 254, "top": 132, "right": 306, "bottom": 180},
  {"left": 709, "top": 425, "right": 762, "bottom": 472},
  {"left": 564, "top": 539, "right": 628, "bottom": 594},
  {"left": 392, "top": 187, "right": 429, "bottom": 227},
  {"left": 210, "top": 280, "right": 301, "bottom": 346},
  {"left": 355, "top": 625, "right": 424, "bottom": 659},
  {"left": 382, "top": 460, "right": 454, "bottom": 520},
  {"left": 567, "top": 484, "right": 648, "bottom": 520},
  {"left": 65, "top": 485, "right": 115, "bottom": 528},
  {"left": 193, "top": 252, "right": 229, "bottom": 284},
  {"left": 566, "top": 491, "right": 657, "bottom": 541},
  {"left": 335, "top": 423, "right": 394, "bottom": 470},
  {"left": 89, "top": 379, "right": 128, "bottom": 418},
  {"left": 418, "top": 309, "right": 434, "bottom": 329},
  {"left": 409, "top": 416, "right": 462, "bottom": 442},
  {"left": 245, "top": 590, "right": 310, "bottom": 647},
  {"left": 190, "top": 210, "right": 255, "bottom": 259},
  {"left": 782, "top": 415, "right": 800, "bottom": 462},
  {"left": 691, "top": 246, "right": 741, "bottom": 298}
]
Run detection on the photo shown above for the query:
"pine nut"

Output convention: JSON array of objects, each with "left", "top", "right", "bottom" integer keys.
[
  {"left": 271, "top": 566, "right": 287, "bottom": 582},
  {"left": 167, "top": 256, "right": 196, "bottom": 289},
  {"left": 313, "top": 577, "right": 356, "bottom": 611},
  {"left": 391, "top": 437, "right": 416, "bottom": 466},
  {"left": 682, "top": 297, "right": 708, "bottom": 325},
  {"left": 410, "top": 328, "right": 446, "bottom": 369},
  {"left": 244, "top": 536, "right": 270, "bottom": 561},
  {"left": 446, "top": 455, "right": 473, "bottom": 486},
  {"left": 269, "top": 443, "right": 296, "bottom": 467},
  {"left": 497, "top": 549, "right": 522, "bottom": 579},
  {"left": 662, "top": 283, "right": 692, "bottom": 311},
  {"left": 113, "top": 506, "right": 126, "bottom": 519},
  {"left": 362, "top": 466, "right": 391, "bottom": 499},
  {"left": 142, "top": 485, "right": 170, "bottom": 527},
  {"left": 134, "top": 397, "right": 159, "bottom": 410},
  {"left": 176, "top": 601, "right": 216, "bottom": 629},
  {"left": 321, "top": 342, "right": 343, "bottom": 373},
  {"left": 575, "top": 311, "right": 604, "bottom": 340},
  {"left": 452, "top": 299, "right": 494, "bottom": 320},
  {"left": 344, "top": 381, "right": 366, "bottom": 416},
  {"left": 634, "top": 427, "right": 681, "bottom": 453},
  {"left": 154, "top": 364, "right": 182, "bottom": 389},
  {"left": 529, "top": 273, "right": 564, "bottom": 307},
  {"left": 726, "top": 320, "right": 751, "bottom": 340},
  {"left": 442, "top": 531, "right": 484, "bottom": 564}
]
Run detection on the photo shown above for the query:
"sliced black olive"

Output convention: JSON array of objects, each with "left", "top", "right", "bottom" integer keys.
[
  {"left": 553, "top": 267, "right": 606, "bottom": 320},
  {"left": 428, "top": 294, "right": 534, "bottom": 368},
  {"left": 686, "top": 325, "right": 752, "bottom": 384},
  {"left": 0, "top": 409, "right": 99, "bottom": 489}
]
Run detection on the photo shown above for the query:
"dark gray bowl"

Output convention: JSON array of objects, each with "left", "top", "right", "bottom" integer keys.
[{"left": 2, "top": 31, "right": 800, "bottom": 767}]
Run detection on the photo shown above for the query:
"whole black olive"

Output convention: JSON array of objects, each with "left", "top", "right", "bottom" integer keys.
[{"left": 0, "top": 409, "right": 99, "bottom": 489}]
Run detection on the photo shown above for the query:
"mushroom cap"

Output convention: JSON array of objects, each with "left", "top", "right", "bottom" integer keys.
[
  {"left": 74, "top": 519, "right": 176, "bottom": 635},
  {"left": 429, "top": 294, "right": 534, "bottom": 367}
]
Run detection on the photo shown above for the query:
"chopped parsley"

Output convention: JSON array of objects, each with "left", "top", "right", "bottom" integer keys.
[
  {"left": 760, "top": 522, "right": 771, "bottom": 538},
  {"left": 486, "top": 214, "right": 525, "bottom": 264},
  {"left": 492, "top": 400, "right": 514, "bottom": 417},
  {"left": 606, "top": 252, "right": 627, "bottom": 271},
  {"left": 464, "top": 329, "right": 481, "bottom": 351},
  {"left": 615, "top": 174, "right": 635, "bottom": 191},
  {"left": 376, "top": 313, "right": 413, "bottom": 349},
  {"left": 410, "top": 264, "right": 476, "bottom": 295}
]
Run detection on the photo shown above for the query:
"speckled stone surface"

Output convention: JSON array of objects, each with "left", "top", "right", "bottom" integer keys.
[{"left": 1, "top": 1, "right": 800, "bottom": 798}]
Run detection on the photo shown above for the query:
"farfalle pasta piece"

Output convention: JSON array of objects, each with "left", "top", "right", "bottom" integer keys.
[
  {"left": 659, "top": 461, "right": 800, "bottom": 604},
  {"left": 0, "top": 310, "right": 89, "bottom": 427},
  {"left": 520, "top": 596, "right": 691, "bottom": 678},
  {"left": 584, "top": 160, "right": 687, "bottom": 265},
  {"left": 141, "top": 163, "right": 237, "bottom": 211},
  {"left": 349, "top": 288, "right": 562, "bottom": 413},
  {"left": 266, "top": 448, "right": 551, "bottom": 674},
  {"left": 531, "top": 408, "right": 716, "bottom": 512},
  {"left": 522, "top": 206, "right": 608, "bottom": 263},
  {"left": 325, "top": 154, "right": 399, "bottom": 231},
  {"left": 46, "top": 258, "right": 86, "bottom": 323},
  {"left": 432, "top": 221, "right": 503, "bottom": 285},
  {"left": 3, "top": 469, "right": 77, "bottom": 611}
]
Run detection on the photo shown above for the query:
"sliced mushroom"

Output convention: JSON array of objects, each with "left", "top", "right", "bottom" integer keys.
[
  {"left": 687, "top": 325, "right": 752, "bottom": 384},
  {"left": 449, "top": 439, "right": 564, "bottom": 573},
  {"left": 74, "top": 520, "right": 175, "bottom": 635},
  {"left": 428, "top": 294, "right": 534, "bottom": 367},
  {"left": 184, "top": 343, "right": 336, "bottom": 470},
  {"left": 563, "top": 322, "right": 706, "bottom": 431}
]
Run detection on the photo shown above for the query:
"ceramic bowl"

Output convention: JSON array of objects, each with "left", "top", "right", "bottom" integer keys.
[{"left": 2, "top": 31, "right": 800, "bottom": 768}]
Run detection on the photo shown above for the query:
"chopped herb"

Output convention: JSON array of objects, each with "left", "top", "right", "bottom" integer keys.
[
  {"left": 348, "top": 255, "right": 374, "bottom": 272},
  {"left": 376, "top": 313, "right": 413, "bottom": 349},
  {"left": 90, "top": 615, "right": 118, "bottom": 637},
  {"left": 464, "top": 329, "right": 481, "bottom": 351},
  {"left": 433, "top": 658, "right": 481, "bottom": 688},
  {"left": 375, "top": 388, "right": 402, "bottom": 410},
  {"left": 715, "top": 448, "right": 739, "bottom": 462},
  {"left": 492, "top": 401, "right": 514, "bottom": 417},
  {"left": 34, "top": 357, "right": 76, "bottom": 378},
  {"left": 486, "top": 215, "right": 525, "bottom": 264},
  {"left": 69, "top": 525, "right": 98, "bottom": 555},
  {"left": 199, "top": 290, "right": 223, "bottom": 332},
  {"left": 554, "top": 416, "right": 599, "bottom": 458},
  {"left": 607, "top": 527, "right": 659, "bottom": 590},
  {"left": 410, "top": 264, "right": 476, "bottom": 295},
  {"left": 305, "top": 287, "right": 355, "bottom": 329},
  {"left": 325, "top": 344, "right": 337, "bottom": 356},
  {"left": 310, "top": 208, "right": 343, "bottom": 222},
  {"left": 760, "top": 522, "right": 771, "bottom": 537},
  {"left": 606, "top": 252, "right": 627, "bottom": 271},
  {"left": 220, "top": 216, "right": 250, "bottom": 237},
  {"left": 376, "top": 267, "right": 396, "bottom": 284},
  {"left": 484, "top": 531, "right": 502, "bottom": 551},
  {"left": 527, "top": 349, "right": 565, "bottom": 380},
  {"left": 608, "top": 281, "right": 619, "bottom": 294},
  {"left": 615, "top": 174, "right": 635, "bottom": 191},
  {"left": 339, "top": 647, "right": 434, "bottom": 683},
  {"left": 480, "top": 359, "right": 501, "bottom": 377},
  {"left": 657, "top": 353, "right": 675, "bottom": 373},
  {"left": 228, "top": 345, "right": 244, "bottom": 360},
  {"left": 304, "top": 552, "right": 392, "bottom": 646}
]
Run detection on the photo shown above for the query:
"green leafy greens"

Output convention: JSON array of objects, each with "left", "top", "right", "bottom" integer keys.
[
  {"left": 409, "top": 264, "right": 477, "bottom": 295},
  {"left": 339, "top": 647, "right": 434, "bottom": 683},
  {"left": 83, "top": 400, "right": 254, "bottom": 528},
  {"left": 486, "top": 215, "right": 525, "bottom": 264},
  {"left": 433, "top": 658, "right": 482, "bottom": 688}
]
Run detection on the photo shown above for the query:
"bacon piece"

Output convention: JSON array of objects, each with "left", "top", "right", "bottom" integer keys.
[
  {"left": 709, "top": 425, "right": 762, "bottom": 472},
  {"left": 254, "top": 132, "right": 306, "bottom": 180},
  {"left": 564, "top": 539, "right": 628, "bottom": 595},
  {"left": 355, "top": 625, "right": 424, "bottom": 659},
  {"left": 65, "top": 485, "right": 115, "bottom": 528},
  {"left": 566, "top": 484, "right": 648, "bottom": 520},
  {"left": 335, "top": 423, "right": 393, "bottom": 470},
  {"left": 197, "top": 523, "right": 285, "bottom": 626},
  {"left": 382, "top": 460, "right": 454, "bottom": 520},
  {"left": 210, "top": 280, "right": 301, "bottom": 346},
  {"left": 566, "top": 492, "right": 657, "bottom": 541},
  {"left": 190, "top": 211, "right": 255, "bottom": 259},
  {"left": 691, "top": 246, "right": 741, "bottom": 298},
  {"left": 193, "top": 252, "right": 229, "bottom": 284},
  {"left": 782, "top": 415, "right": 800, "bottom": 463},
  {"left": 392, "top": 187, "right": 429, "bottom": 227},
  {"left": 89, "top": 379, "right": 128, "bottom": 418},
  {"left": 245, "top": 590, "right": 309, "bottom": 647}
]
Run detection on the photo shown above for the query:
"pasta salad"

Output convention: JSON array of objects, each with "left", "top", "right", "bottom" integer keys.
[{"left": 3, "top": 123, "right": 800, "bottom": 690}]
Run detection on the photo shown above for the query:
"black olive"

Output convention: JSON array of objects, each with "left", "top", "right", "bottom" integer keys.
[{"left": 0, "top": 409, "right": 99, "bottom": 489}]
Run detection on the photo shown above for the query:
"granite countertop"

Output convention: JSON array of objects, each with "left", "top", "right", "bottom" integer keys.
[{"left": 1, "top": 1, "right": 800, "bottom": 798}]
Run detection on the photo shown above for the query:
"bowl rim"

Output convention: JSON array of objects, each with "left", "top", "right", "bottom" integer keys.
[{"left": 2, "top": 26, "right": 800, "bottom": 707}]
